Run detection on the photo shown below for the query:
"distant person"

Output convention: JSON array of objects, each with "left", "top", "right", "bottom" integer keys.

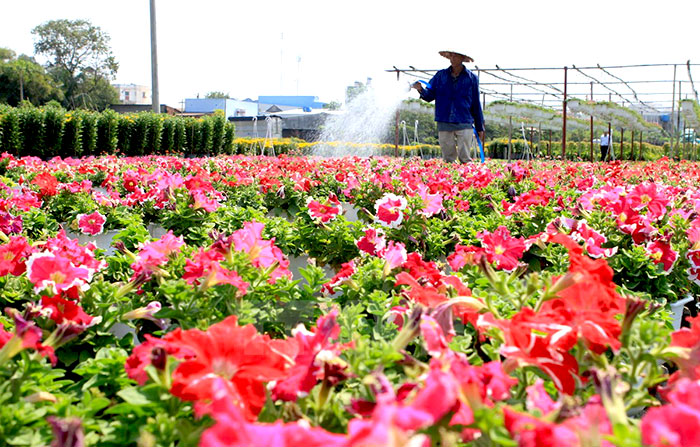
[
  {"left": 600, "top": 131, "right": 610, "bottom": 161},
  {"left": 411, "top": 49, "right": 485, "bottom": 163}
]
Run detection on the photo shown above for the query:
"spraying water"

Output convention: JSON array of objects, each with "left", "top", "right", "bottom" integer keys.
[{"left": 314, "top": 75, "right": 411, "bottom": 157}]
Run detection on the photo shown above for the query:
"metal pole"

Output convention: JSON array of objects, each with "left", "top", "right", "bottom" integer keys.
[
  {"left": 590, "top": 81, "right": 594, "bottom": 161},
  {"left": 677, "top": 81, "right": 683, "bottom": 157},
  {"left": 548, "top": 129, "right": 552, "bottom": 157},
  {"left": 562, "top": 66, "right": 568, "bottom": 159},
  {"left": 150, "top": 0, "right": 160, "bottom": 113},
  {"left": 395, "top": 69, "right": 400, "bottom": 157},
  {"left": 639, "top": 131, "right": 642, "bottom": 161},
  {"left": 620, "top": 128, "right": 624, "bottom": 160},
  {"left": 630, "top": 130, "right": 635, "bottom": 160},
  {"left": 607, "top": 93, "right": 612, "bottom": 161},
  {"left": 671, "top": 65, "right": 677, "bottom": 158},
  {"left": 508, "top": 84, "right": 513, "bottom": 161}
]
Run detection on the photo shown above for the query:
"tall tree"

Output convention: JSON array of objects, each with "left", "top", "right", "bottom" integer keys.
[
  {"left": 205, "top": 91, "right": 230, "bottom": 99},
  {"left": 32, "top": 19, "right": 118, "bottom": 110},
  {"left": 0, "top": 48, "right": 62, "bottom": 106}
]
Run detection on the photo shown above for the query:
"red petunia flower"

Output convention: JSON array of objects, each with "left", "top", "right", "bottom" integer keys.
[
  {"left": 125, "top": 315, "right": 294, "bottom": 421},
  {"left": 0, "top": 235, "right": 33, "bottom": 276},
  {"left": 31, "top": 172, "right": 59, "bottom": 197},
  {"left": 478, "top": 226, "right": 526, "bottom": 272}
]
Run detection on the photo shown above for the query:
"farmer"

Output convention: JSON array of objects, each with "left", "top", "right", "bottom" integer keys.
[
  {"left": 600, "top": 130, "right": 610, "bottom": 161},
  {"left": 412, "top": 49, "right": 485, "bottom": 163}
]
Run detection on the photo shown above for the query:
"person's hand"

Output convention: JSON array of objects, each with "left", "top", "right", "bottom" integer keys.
[
  {"left": 478, "top": 131, "right": 485, "bottom": 142},
  {"left": 411, "top": 81, "right": 423, "bottom": 92}
]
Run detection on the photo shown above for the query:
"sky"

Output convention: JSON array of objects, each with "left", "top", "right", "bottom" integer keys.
[{"left": 2, "top": 0, "right": 700, "bottom": 110}]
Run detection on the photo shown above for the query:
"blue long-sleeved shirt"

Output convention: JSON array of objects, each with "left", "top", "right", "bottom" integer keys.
[{"left": 419, "top": 65, "right": 485, "bottom": 132}]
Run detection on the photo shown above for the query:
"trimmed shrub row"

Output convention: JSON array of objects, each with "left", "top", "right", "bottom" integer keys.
[{"left": 0, "top": 104, "right": 236, "bottom": 158}]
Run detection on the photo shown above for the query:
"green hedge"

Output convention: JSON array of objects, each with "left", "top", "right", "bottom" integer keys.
[{"left": 0, "top": 105, "right": 235, "bottom": 158}]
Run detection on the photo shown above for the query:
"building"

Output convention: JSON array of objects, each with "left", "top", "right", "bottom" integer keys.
[
  {"left": 228, "top": 116, "right": 283, "bottom": 139},
  {"left": 113, "top": 84, "right": 151, "bottom": 105},
  {"left": 257, "top": 96, "right": 326, "bottom": 114},
  {"left": 184, "top": 98, "right": 258, "bottom": 119}
]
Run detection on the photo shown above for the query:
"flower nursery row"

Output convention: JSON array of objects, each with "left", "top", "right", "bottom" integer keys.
[{"left": 2, "top": 152, "right": 700, "bottom": 446}]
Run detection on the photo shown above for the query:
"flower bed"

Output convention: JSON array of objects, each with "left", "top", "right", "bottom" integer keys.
[{"left": 1, "top": 152, "right": 700, "bottom": 445}]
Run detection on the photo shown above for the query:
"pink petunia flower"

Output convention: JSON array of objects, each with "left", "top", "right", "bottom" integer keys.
[
  {"left": 25, "top": 252, "right": 92, "bottom": 294},
  {"left": 77, "top": 211, "right": 106, "bottom": 236},
  {"left": 416, "top": 184, "right": 444, "bottom": 217},
  {"left": 232, "top": 221, "right": 291, "bottom": 283}
]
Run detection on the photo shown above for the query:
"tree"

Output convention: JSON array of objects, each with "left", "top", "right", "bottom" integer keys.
[
  {"left": 323, "top": 101, "right": 341, "bottom": 111},
  {"left": 205, "top": 91, "right": 230, "bottom": 99},
  {"left": 0, "top": 48, "right": 62, "bottom": 106},
  {"left": 345, "top": 81, "right": 368, "bottom": 103},
  {"left": 32, "top": 19, "right": 118, "bottom": 109}
]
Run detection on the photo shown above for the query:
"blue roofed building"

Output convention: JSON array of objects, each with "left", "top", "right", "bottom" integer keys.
[
  {"left": 257, "top": 96, "right": 326, "bottom": 114},
  {"left": 184, "top": 98, "right": 258, "bottom": 119}
]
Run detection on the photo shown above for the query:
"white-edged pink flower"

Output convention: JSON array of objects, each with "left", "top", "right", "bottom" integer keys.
[
  {"left": 417, "top": 184, "right": 444, "bottom": 217},
  {"left": 356, "top": 227, "right": 386, "bottom": 256},
  {"left": 25, "top": 252, "right": 92, "bottom": 294},
  {"left": 77, "top": 211, "right": 106, "bottom": 236},
  {"left": 374, "top": 193, "right": 407, "bottom": 229},
  {"left": 306, "top": 195, "right": 341, "bottom": 223}
]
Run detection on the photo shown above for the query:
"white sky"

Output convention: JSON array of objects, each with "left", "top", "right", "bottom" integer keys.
[{"left": 2, "top": 0, "right": 700, "bottom": 110}]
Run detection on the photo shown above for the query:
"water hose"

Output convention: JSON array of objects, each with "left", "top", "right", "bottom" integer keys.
[{"left": 473, "top": 127, "right": 485, "bottom": 163}]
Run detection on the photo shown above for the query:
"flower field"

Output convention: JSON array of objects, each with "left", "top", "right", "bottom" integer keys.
[{"left": 2, "top": 152, "right": 700, "bottom": 446}]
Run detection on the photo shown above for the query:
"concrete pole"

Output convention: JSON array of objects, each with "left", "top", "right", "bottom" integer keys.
[
  {"left": 395, "top": 69, "right": 399, "bottom": 157},
  {"left": 671, "top": 65, "right": 677, "bottom": 158},
  {"left": 590, "top": 81, "right": 594, "bottom": 161},
  {"left": 150, "top": 0, "right": 160, "bottom": 113},
  {"left": 677, "top": 81, "right": 683, "bottom": 157}
]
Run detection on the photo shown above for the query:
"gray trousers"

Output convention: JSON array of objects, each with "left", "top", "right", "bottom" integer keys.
[{"left": 438, "top": 129, "right": 475, "bottom": 163}]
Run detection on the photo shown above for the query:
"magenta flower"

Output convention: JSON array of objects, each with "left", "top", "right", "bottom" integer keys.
[
  {"left": 645, "top": 239, "right": 678, "bottom": 273},
  {"left": 76, "top": 211, "right": 106, "bottom": 235},
  {"left": 416, "top": 184, "right": 444, "bottom": 217}
]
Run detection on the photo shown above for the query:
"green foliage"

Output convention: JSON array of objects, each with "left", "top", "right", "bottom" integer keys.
[
  {"left": 80, "top": 110, "right": 98, "bottom": 156},
  {"left": 96, "top": 108, "right": 119, "bottom": 155},
  {"left": 18, "top": 106, "right": 44, "bottom": 157},
  {"left": 43, "top": 105, "right": 64, "bottom": 155},
  {"left": 0, "top": 104, "right": 235, "bottom": 159},
  {"left": 61, "top": 111, "right": 82, "bottom": 157}
]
